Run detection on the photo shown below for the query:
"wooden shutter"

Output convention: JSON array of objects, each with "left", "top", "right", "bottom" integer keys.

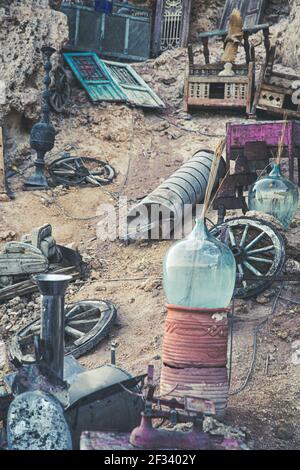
[
  {"left": 103, "top": 61, "right": 165, "bottom": 109},
  {"left": 63, "top": 53, "right": 127, "bottom": 103},
  {"left": 219, "top": 0, "right": 265, "bottom": 31}
]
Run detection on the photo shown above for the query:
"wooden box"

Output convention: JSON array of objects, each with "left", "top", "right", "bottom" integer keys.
[
  {"left": 252, "top": 46, "right": 300, "bottom": 119},
  {"left": 184, "top": 51, "right": 255, "bottom": 114}
]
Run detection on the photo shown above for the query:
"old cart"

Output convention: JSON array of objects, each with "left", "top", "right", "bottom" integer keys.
[{"left": 61, "top": 1, "right": 152, "bottom": 62}]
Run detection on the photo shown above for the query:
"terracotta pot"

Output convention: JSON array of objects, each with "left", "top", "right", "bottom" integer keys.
[{"left": 162, "top": 305, "right": 230, "bottom": 368}]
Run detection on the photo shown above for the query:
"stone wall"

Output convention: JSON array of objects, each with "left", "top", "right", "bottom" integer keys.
[{"left": 280, "top": 0, "right": 300, "bottom": 70}]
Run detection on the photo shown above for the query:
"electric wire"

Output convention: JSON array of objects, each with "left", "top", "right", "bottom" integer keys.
[{"left": 228, "top": 282, "right": 284, "bottom": 396}]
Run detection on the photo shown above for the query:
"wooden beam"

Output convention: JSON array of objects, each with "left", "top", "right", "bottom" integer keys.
[
  {"left": 180, "top": 0, "right": 192, "bottom": 48},
  {"left": 152, "top": 0, "right": 164, "bottom": 56}
]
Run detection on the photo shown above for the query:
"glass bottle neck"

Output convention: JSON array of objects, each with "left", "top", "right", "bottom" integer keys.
[
  {"left": 190, "top": 217, "right": 210, "bottom": 240},
  {"left": 270, "top": 163, "right": 282, "bottom": 177}
]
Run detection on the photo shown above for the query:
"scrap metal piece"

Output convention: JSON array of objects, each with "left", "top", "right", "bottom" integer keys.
[
  {"left": 9, "top": 300, "right": 117, "bottom": 365},
  {"left": 125, "top": 150, "right": 226, "bottom": 241},
  {"left": 66, "top": 366, "right": 145, "bottom": 448},
  {"left": 7, "top": 391, "right": 72, "bottom": 450},
  {"left": 210, "top": 216, "right": 286, "bottom": 299}
]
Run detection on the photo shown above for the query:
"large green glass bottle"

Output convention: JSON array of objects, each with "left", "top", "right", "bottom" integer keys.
[
  {"left": 163, "top": 217, "right": 236, "bottom": 309},
  {"left": 248, "top": 163, "right": 299, "bottom": 229}
]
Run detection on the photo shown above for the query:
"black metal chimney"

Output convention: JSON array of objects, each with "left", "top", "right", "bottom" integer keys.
[{"left": 34, "top": 274, "right": 72, "bottom": 381}]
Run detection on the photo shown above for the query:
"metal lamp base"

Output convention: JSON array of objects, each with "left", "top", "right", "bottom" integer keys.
[{"left": 24, "top": 173, "right": 49, "bottom": 189}]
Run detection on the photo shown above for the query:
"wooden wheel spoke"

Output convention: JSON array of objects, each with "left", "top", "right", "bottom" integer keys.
[
  {"left": 19, "top": 323, "right": 40, "bottom": 337},
  {"left": 65, "top": 325, "right": 85, "bottom": 339},
  {"left": 243, "top": 261, "right": 263, "bottom": 277},
  {"left": 244, "top": 232, "right": 265, "bottom": 251},
  {"left": 247, "top": 245, "right": 275, "bottom": 255},
  {"left": 69, "top": 307, "right": 102, "bottom": 321},
  {"left": 239, "top": 224, "right": 249, "bottom": 248},
  {"left": 247, "top": 256, "right": 273, "bottom": 265},
  {"left": 228, "top": 227, "right": 236, "bottom": 247},
  {"left": 68, "top": 318, "right": 98, "bottom": 327}
]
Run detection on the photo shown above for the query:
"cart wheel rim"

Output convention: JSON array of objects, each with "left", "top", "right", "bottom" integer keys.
[{"left": 210, "top": 216, "right": 286, "bottom": 299}]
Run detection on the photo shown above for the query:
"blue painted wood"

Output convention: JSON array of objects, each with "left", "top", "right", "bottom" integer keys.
[{"left": 61, "top": 2, "right": 151, "bottom": 62}]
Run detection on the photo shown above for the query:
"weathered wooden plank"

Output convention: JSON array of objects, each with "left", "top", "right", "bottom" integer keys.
[
  {"left": 180, "top": 0, "right": 192, "bottom": 47},
  {"left": 188, "top": 76, "right": 249, "bottom": 84},
  {"left": 152, "top": 0, "right": 163, "bottom": 56}
]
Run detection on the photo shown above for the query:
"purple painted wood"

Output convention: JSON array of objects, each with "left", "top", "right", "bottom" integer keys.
[{"left": 226, "top": 120, "right": 300, "bottom": 184}]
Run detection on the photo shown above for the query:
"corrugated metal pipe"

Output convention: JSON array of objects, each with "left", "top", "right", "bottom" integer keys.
[{"left": 125, "top": 150, "right": 226, "bottom": 240}]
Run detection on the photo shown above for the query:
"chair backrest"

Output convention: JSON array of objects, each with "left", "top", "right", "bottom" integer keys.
[{"left": 219, "top": 0, "right": 266, "bottom": 31}]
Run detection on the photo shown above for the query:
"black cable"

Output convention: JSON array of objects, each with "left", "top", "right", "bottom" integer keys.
[{"left": 229, "top": 282, "right": 284, "bottom": 396}]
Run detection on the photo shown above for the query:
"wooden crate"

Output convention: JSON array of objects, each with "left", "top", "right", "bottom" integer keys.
[
  {"left": 252, "top": 46, "right": 300, "bottom": 118},
  {"left": 184, "top": 59, "right": 254, "bottom": 114}
]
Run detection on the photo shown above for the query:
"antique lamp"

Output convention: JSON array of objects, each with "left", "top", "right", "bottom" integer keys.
[{"left": 24, "top": 46, "right": 56, "bottom": 189}]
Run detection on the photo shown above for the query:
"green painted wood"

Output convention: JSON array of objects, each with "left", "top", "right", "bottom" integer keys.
[
  {"left": 104, "top": 60, "right": 165, "bottom": 109},
  {"left": 63, "top": 52, "right": 127, "bottom": 103},
  {"left": 64, "top": 53, "right": 165, "bottom": 109}
]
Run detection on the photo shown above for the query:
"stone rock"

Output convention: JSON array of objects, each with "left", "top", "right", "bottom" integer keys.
[
  {"left": 203, "top": 416, "right": 247, "bottom": 442},
  {"left": 0, "top": 340, "right": 7, "bottom": 369},
  {"left": 0, "top": 231, "right": 16, "bottom": 241},
  {"left": 291, "top": 340, "right": 300, "bottom": 365},
  {"left": 256, "top": 294, "right": 271, "bottom": 305},
  {"left": 275, "top": 423, "right": 294, "bottom": 441}
]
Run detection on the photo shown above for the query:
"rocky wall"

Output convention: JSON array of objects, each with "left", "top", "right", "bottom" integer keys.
[{"left": 0, "top": 0, "right": 68, "bottom": 164}]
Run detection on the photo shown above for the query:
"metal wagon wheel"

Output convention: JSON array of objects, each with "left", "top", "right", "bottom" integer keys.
[
  {"left": 48, "top": 155, "right": 116, "bottom": 187},
  {"left": 9, "top": 300, "right": 117, "bottom": 365},
  {"left": 210, "top": 217, "right": 286, "bottom": 299},
  {"left": 49, "top": 66, "right": 71, "bottom": 113}
]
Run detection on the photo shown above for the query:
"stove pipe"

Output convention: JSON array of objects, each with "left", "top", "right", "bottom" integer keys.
[{"left": 34, "top": 274, "right": 72, "bottom": 381}]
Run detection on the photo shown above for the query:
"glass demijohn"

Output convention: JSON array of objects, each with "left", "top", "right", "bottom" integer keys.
[
  {"left": 248, "top": 163, "right": 299, "bottom": 229},
  {"left": 163, "top": 217, "right": 236, "bottom": 309}
]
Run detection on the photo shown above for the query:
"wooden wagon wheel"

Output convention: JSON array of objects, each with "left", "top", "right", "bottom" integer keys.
[
  {"left": 48, "top": 155, "right": 116, "bottom": 186},
  {"left": 210, "top": 217, "right": 286, "bottom": 299},
  {"left": 9, "top": 300, "right": 117, "bottom": 365},
  {"left": 49, "top": 66, "right": 71, "bottom": 113}
]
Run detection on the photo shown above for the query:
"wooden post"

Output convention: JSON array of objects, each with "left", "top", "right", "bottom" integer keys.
[
  {"left": 0, "top": 127, "right": 5, "bottom": 195},
  {"left": 187, "top": 43, "right": 194, "bottom": 68},
  {"left": 180, "top": 0, "right": 192, "bottom": 47},
  {"left": 201, "top": 37, "right": 210, "bottom": 64},
  {"left": 152, "top": 0, "right": 164, "bottom": 56}
]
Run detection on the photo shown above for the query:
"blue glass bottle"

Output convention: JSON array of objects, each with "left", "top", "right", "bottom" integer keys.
[
  {"left": 248, "top": 163, "right": 299, "bottom": 229},
  {"left": 163, "top": 217, "right": 236, "bottom": 309}
]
